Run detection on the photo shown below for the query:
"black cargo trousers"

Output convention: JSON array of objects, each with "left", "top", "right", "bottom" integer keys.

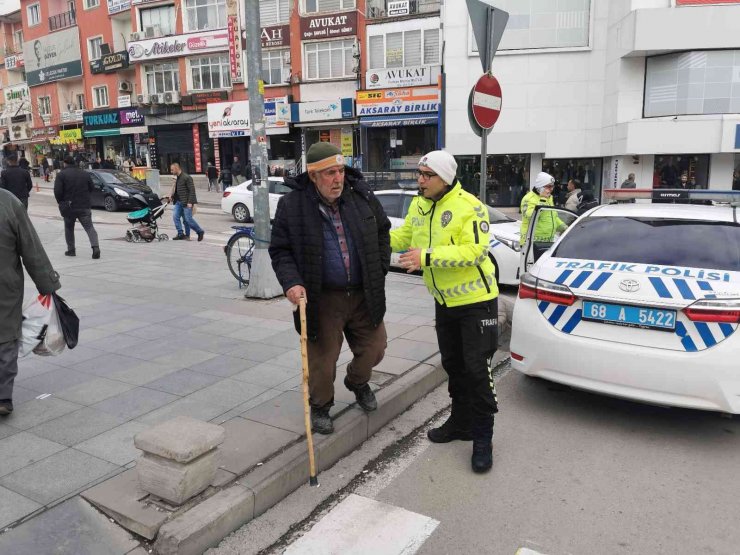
[{"left": 435, "top": 298, "right": 499, "bottom": 442}]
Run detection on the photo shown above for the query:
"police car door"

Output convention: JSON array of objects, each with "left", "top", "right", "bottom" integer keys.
[{"left": 520, "top": 206, "right": 579, "bottom": 275}]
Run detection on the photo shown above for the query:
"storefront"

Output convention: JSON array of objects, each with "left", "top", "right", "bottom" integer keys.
[
  {"left": 82, "top": 108, "right": 148, "bottom": 165},
  {"left": 356, "top": 87, "right": 440, "bottom": 172},
  {"left": 456, "top": 154, "right": 530, "bottom": 207},
  {"left": 542, "top": 157, "right": 604, "bottom": 203},
  {"left": 49, "top": 128, "right": 84, "bottom": 159},
  {"left": 653, "top": 154, "right": 710, "bottom": 189}
]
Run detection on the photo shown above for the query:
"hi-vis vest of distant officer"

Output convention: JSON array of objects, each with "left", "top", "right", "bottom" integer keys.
[
  {"left": 391, "top": 182, "right": 499, "bottom": 307},
  {"left": 519, "top": 191, "right": 565, "bottom": 246}
]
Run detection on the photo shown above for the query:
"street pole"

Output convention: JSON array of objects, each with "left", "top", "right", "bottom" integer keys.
[
  {"left": 478, "top": 8, "right": 494, "bottom": 204},
  {"left": 243, "top": 0, "right": 282, "bottom": 299}
]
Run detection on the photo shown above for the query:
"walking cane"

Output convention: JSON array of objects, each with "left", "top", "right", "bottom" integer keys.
[{"left": 299, "top": 297, "right": 319, "bottom": 487}]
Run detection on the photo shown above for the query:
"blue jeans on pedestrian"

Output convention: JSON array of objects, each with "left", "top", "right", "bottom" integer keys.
[
  {"left": 183, "top": 206, "right": 203, "bottom": 235},
  {"left": 173, "top": 201, "right": 191, "bottom": 237}
]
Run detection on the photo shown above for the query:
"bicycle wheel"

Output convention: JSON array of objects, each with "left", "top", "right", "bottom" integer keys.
[{"left": 226, "top": 233, "right": 255, "bottom": 285}]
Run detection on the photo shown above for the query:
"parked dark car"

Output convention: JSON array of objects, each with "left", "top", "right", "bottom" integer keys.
[{"left": 86, "top": 169, "right": 159, "bottom": 212}]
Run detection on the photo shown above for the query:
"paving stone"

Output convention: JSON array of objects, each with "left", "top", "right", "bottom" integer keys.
[
  {"left": 136, "top": 397, "right": 229, "bottom": 427},
  {"left": 374, "top": 355, "right": 421, "bottom": 376},
  {"left": 153, "top": 348, "right": 219, "bottom": 368},
  {"left": 73, "top": 353, "right": 149, "bottom": 375},
  {"left": 76, "top": 421, "right": 148, "bottom": 466},
  {"left": 164, "top": 315, "right": 214, "bottom": 329},
  {"left": 107, "top": 361, "right": 181, "bottom": 386},
  {"left": 82, "top": 468, "right": 168, "bottom": 540},
  {"left": 55, "top": 378, "right": 136, "bottom": 406},
  {"left": 384, "top": 322, "right": 419, "bottom": 339},
  {"left": 143, "top": 368, "right": 221, "bottom": 396},
  {"left": 17, "top": 367, "right": 92, "bottom": 394},
  {"left": 10, "top": 385, "right": 42, "bottom": 405},
  {"left": 400, "top": 325, "right": 439, "bottom": 344},
  {"left": 226, "top": 326, "right": 283, "bottom": 343},
  {"left": 51, "top": 346, "right": 109, "bottom": 368},
  {"left": 15, "top": 357, "right": 65, "bottom": 381},
  {"left": 167, "top": 334, "right": 239, "bottom": 355},
  {"left": 0, "top": 485, "right": 42, "bottom": 529},
  {"left": 226, "top": 342, "right": 291, "bottom": 363},
  {"left": 92, "top": 387, "right": 179, "bottom": 420},
  {"left": 0, "top": 496, "right": 138, "bottom": 555},
  {"left": 0, "top": 432, "right": 66, "bottom": 478},
  {"left": 83, "top": 333, "right": 153, "bottom": 355},
  {"left": 265, "top": 349, "right": 302, "bottom": 370},
  {"left": 187, "top": 355, "right": 259, "bottom": 378},
  {"left": 99, "top": 319, "right": 145, "bottom": 333},
  {"left": 0, "top": 421, "right": 20, "bottom": 440},
  {"left": 219, "top": 417, "right": 299, "bottom": 476},
  {"left": 231, "top": 362, "right": 301, "bottom": 389},
  {"left": 186, "top": 379, "right": 269, "bottom": 411},
  {"left": 242, "top": 390, "right": 347, "bottom": 435},
  {"left": 29, "top": 408, "right": 126, "bottom": 447},
  {"left": 0, "top": 449, "right": 119, "bottom": 505},
  {"left": 135, "top": 416, "right": 224, "bottom": 463},
  {"left": 2, "top": 397, "right": 83, "bottom": 430},
  {"left": 384, "top": 337, "right": 441, "bottom": 362}
]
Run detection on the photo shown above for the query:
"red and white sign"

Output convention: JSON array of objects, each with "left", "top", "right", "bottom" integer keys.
[
  {"left": 192, "top": 124, "right": 202, "bottom": 173},
  {"left": 471, "top": 74, "right": 502, "bottom": 130},
  {"left": 128, "top": 30, "right": 228, "bottom": 62}
]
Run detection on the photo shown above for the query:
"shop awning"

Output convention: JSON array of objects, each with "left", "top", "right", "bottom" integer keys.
[
  {"left": 294, "top": 120, "right": 358, "bottom": 128},
  {"left": 84, "top": 129, "right": 121, "bottom": 137},
  {"left": 120, "top": 126, "right": 148, "bottom": 135},
  {"left": 359, "top": 114, "right": 439, "bottom": 128}
]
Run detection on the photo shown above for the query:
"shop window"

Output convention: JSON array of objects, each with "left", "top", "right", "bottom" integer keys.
[
  {"left": 13, "top": 30, "right": 23, "bottom": 52},
  {"left": 85, "top": 0, "right": 100, "bottom": 9},
  {"left": 262, "top": 49, "right": 289, "bottom": 85},
  {"left": 38, "top": 96, "right": 52, "bottom": 116},
  {"left": 542, "top": 157, "right": 602, "bottom": 206},
  {"left": 653, "top": 155, "right": 709, "bottom": 189},
  {"left": 456, "top": 154, "right": 531, "bottom": 207},
  {"left": 645, "top": 50, "right": 740, "bottom": 117},
  {"left": 304, "top": 0, "right": 356, "bottom": 14},
  {"left": 27, "top": 4, "right": 40, "bottom": 26},
  {"left": 76, "top": 94, "right": 86, "bottom": 111},
  {"left": 260, "top": 0, "right": 291, "bottom": 25},
  {"left": 88, "top": 36, "right": 104, "bottom": 61},
  {"left": 191, "top": 55, "right": 231, "bottom": 90},
  {"left": 140, "top": 5, "right": 176, "bottom": 36},
  {"left": 368, "top": 28, "right": 440, "bottom": 70},
  {"left": 185, "top": 0, "right": 227, "bottom": 31},
  {"left": 145, "top": 63, "right": 180, "bottom": 95},
  {"left": 93, "top": 86, "right": 109, "bottom": 108},
  {"left": 304, "top": 39, "right": 355, "bottom": 80},
  {"left": 366, "top": 125, "right": 436, "bottom": 172}
]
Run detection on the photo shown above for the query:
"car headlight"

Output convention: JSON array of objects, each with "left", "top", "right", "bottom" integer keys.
[
  {"left": 492, "top": 234, "right": 520, "bottom": 252},
  {"left": 113, "top": 187, "right": 130, "bottom": 198}
]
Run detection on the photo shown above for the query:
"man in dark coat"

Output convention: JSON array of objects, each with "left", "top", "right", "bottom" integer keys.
[
  {"left": 18, "top": 155, "right": 30, "bottom": 170},
  {"left": 0, "top": 189, "right": 61, "bottom": 415},
  {"left": 0, "top": 154, "right": 33, "bottom": 209},
  {"left": 231, "top": 156, "right": 245, "bottom": 185},
  {"left": 54, "top": 156, "right": 100, "bottom": 258},
  {"left": 170, "top": 162, "right": 204, "bottom": 241},
  {"left": 269, "top": 143, "right": 391, "bottom": 434}
]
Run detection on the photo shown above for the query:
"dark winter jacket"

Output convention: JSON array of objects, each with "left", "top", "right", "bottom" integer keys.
[
  {"left": 54, "top": 166, "right": 94, "bottom": 211},
  {"left": 206, "top": 165, "right": 219, "bottom": 179},
  {"left": 269, "top": 167, "right": 392, "bottom": 341},
  {"left": 0, "top": 166, "right": 33, "bottom": 201},
  {"left": 174, "top": 172, "right": 198, "bottom": 205}
]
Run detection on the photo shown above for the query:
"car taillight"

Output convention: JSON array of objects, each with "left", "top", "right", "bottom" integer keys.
[
  {"left": 518, "top": 273, "right": 577, "bottom": 306},
  {"left": 511, "top": 352, "right": 524, "bottom": 361},
  {"left": 223, "top": 191, "right": 231, "bottom": 198},
  {"left": 683, "top": 299, "right": 740, "bottom": 323}
]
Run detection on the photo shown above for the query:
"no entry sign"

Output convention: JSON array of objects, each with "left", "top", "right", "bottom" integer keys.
[{"left": 471, "top": 74, "right": 502, "bottom": 130}]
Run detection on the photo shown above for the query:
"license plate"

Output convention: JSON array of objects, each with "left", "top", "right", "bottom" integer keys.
[{"left": 582, "top": 301, "right": 676, "bottom": 331}]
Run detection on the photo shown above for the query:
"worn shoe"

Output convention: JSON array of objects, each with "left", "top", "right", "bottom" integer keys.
[
  {"left": 0, "top": 399, "right": 13, "bottom": 416},
  {"left": 471, "top": 440, "right": 493, "bottom": 473},
  {"left": 427, "top": 415, "right": 473, "bottom": 443},
  {"left": 311, "top": 407, "right": 334, "bottom": 435},
  {"left": 172, "top": 234, "right": 186, "bottom": 240},
  {"left": 344, "top": 376, "right": 377, "bottom": 412},
  {"left": 64, "top": 249, "right": 76, "bottom": 256},
  {"left": 197, "top": 231, "right": 205, "bottom": 242},
  {"left": 92, "top": 246, "right": 101, "bottom": 259}
]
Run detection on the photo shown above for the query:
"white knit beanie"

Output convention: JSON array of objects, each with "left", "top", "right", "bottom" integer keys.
[
  {"left": 533, "top": 171, "right": 555, "bottom": 192},
  {"left": 419, "top": 150, "right": 457, "bottom": 185}
]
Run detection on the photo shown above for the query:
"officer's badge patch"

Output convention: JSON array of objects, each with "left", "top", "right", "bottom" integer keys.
[
  {"left": 441, "top": 210, "right": 453, "bottom": 227},
  {"left": 480, "top": 221, "right": 490, "bottom": 233}
]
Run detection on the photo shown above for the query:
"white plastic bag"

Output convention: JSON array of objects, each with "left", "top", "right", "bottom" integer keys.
[
  {"left": 19, "top": 294, "right": 52, "bottom": 357},
  {"left": 34, "top": 296, "right": 66, "bottom": 356}
]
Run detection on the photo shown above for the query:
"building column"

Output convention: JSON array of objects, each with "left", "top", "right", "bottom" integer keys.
[
  {"left": 709, "top": 153, "right": 734, "bottom": 190},
  {"left": 528, "top": 153, "right": 543, "bottom": 190}
]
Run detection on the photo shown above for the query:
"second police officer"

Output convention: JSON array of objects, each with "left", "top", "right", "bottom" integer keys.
[{"left": 391, "top": 150, "right": 499, "bottom": 473}]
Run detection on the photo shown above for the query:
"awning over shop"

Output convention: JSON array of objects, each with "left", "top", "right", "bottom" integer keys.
[
  {"left": 84, "top": 128, "right": 121, "bottom": 137},
  {"left": 359, "top": 114, "right": 438, "bottom": 128}
]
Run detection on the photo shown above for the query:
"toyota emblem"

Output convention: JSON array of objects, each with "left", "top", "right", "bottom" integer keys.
[{"left": 619, "top": 279, "right": 640, "bottom": 293}]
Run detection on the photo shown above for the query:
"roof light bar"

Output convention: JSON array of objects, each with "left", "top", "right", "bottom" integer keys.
[{"left": 603, "top": 189, "right": 740, "bottom": 205}]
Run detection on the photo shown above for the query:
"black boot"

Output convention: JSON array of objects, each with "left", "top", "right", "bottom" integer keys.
[
  {"left": 92, "top": 246, "right": 101, "bottom": 259},
  {"left": 64, "top": 249, "right": 76, "bottom": 256},
  {"left": 344, "top": 375, "right": 377, "bottom": 412},
  {"left": 471, "top": 440, "right": 493, "bottom": 473},
  {"left": 172, "top": 234, "right": 186, "bottom": 240},
  {"left": 0, "top": 399, "right": 13, "bottom": 415},
  {"left": 427, "top": 400, "right": 472, "bottom": 443},
  {"left": 310, "top": 407, "right": 333, "bottom": 435}
]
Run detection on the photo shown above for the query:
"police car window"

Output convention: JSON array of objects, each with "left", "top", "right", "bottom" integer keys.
[
  {"left": 487, "top": 206, "right": 513, "bottom": 224},
  {"left": 377, "top": 194, "right": 401, "bottom": 219},
  {"left": 401, "top": 195, "right": 415, "bottom": 219},
  {"left": 269, "top": 181, "right": 291, "bottom": 195},
  {"left": 554, "top": 217, "right": 740, "bottom": 272}
]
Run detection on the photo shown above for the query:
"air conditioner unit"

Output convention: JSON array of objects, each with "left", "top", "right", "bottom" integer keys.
[
  {"left": 130, "top": 31, "right": 142, "bottom": 41},
  {"left": 119, "top": 81, "right": 133, "bottom": 92},
  {"left": 136, "top": 94, "right": 150, "bottom": 105},
  {"left": 163, "top": 91, "right": 180, "bottom": 104},
  {"left": 144, "top": 25, "right": 162, "bottom": 39},
  {"left": 149, "top": 94, "right": 161, "bottom": 104}
]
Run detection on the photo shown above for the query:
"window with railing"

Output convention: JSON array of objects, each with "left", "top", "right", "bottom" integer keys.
[
  {"left": 38, "top": 96, "right": 52, "bottom": 117},
  {"left": 366, "top": 0, "right": 441, "bottom": 19},
  {"left": 49, "top": 9, "right": 77, "bottom": 31}
]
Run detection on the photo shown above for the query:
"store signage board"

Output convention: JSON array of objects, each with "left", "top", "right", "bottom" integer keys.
[
  {"left": 183, "top": 90, "right": 229, "bottom": 106},
  {"left": 118, "top": 95, "right": 132, "bottom": 108},
  {"left": 295, "top": 98, "right": 354, "bottom": 122},
  {"left": 8, "top": 122, "right": 30, "bottom": 142},
  {"left": 227, "top": 0, "right": 243, "bottom": 83},
  {"left": 4, "top": 54, "right": 24, "bottom": 70},
  {"left": 83, "top": 108, "right": 145, "bottom": 132},
  {"left": 90, "top": 51, "right": 129, "bottom": 74},
  {"left": 356, "top": 87, "right": 440, "bottom": 116},
  {"left": 388, "top": 0, "right": 410, "bottom": 16},
  {"left": 262, "top": 25, "right": 290, "bottom": 48},
  {"left": 471, "top": 73, "right": 502, "bottom": 129},
  {"left": 3, "top": 83, "right": 29, "bottom": 106},
  {"left": 366, "top": 65, "right": 439, "bottom": 89},
  {"left": 23, "top": 28, "right": 83, "bottom": 86},
  {"left": 128, "top": 30, "right": 228, "bottom": 63},
  {"left": 107, "top": 0, "right": 131, "bottom": 14},
  {"left": 300, "top": 12, "right": 357, "bottom": 40},
  {"left": 207, "top": 99, "right": 288, "bottom": 137}
]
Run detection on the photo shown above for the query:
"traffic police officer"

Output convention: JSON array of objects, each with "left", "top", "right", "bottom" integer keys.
[
  {"left": 519, "top": 171, "right": 566, "bottom": 246},
  {"left": 391, "top": 150, "right": 499, "bottom": 473}
]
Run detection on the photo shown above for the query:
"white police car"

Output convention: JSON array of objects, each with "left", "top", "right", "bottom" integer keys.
[{"left": 511, "top": 189, "right": 740, "bottom": 414}]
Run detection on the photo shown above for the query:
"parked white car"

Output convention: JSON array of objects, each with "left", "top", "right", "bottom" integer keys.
[
  {"left": 374, "top": 188, "right": 522, "bottom": 285},
  {"left": 221, "top": 177, "right": 289, "bottom": 223}
]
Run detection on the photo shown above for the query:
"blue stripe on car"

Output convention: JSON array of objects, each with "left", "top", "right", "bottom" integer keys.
[
  {"left": 548, "top": 305, "right": 567, "bottom": 325},
  {"left": 554, "top": 269, "right": 573, "bottom": 284},
  {"left": 538, "top": 301, "right": 550, "bottom": 313},
  {"left": 675, "top": 321, "right": 698, "bottom": 352},
  {"left": 719, "top": 323, "right": 734, "bottom": 337},
  {"left": 649, "top": 277, "right": 671, "bottom": 298},
  {"left": 561, "top": 309, "right": 582, "bottom": 334},
  {"left": 694, "top": 322, "right": 717, "bottom": 348},
  {"left": 570, "top": 271, "right": 592, "bottom": 288},
  {"left": 697, "top": 281, "right": 713, "bottom": 291},
  {"left": 587, "top": 272, "right": 612, "bottom": 291},
  {"left": 673, "top": 278, "right": 695, "bottom": 300}
]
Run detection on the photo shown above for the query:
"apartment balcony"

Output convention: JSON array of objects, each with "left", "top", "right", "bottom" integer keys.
[
  {"left": 49, "top": 9, "right": 76, "bottom": 32},
  {"left": 367, "top": 0, "right": 440, "bottom": 20}
]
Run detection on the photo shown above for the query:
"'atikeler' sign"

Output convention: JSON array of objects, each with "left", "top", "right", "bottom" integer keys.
[
  {"left": 128, "top": 30, "right": 228, "bottom": 62},
  {"left": 300, "top": 12, "right": 357, "bottom": 40}
]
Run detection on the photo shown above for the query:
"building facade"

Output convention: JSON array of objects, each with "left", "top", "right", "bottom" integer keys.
[{"left": 0, "top": 8, "right": 31, "bottom": 163}]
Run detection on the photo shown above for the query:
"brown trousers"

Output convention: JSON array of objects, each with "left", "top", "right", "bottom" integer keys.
[{"left": 307, "top": 290, "right": 387, "bottom": 409}]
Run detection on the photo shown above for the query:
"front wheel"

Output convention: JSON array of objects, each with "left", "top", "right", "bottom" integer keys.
[
  {"left": 104, "top": 195, "right": 118, "bottom": 212},
  {"left": 226, "top": 233, "right": 254, "bottom": 285},
  {"left": 232, "top": 203, "right": 251, "bottom": 223}
]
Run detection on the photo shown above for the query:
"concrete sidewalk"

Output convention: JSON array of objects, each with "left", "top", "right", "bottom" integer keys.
[{"left": 0, "top": 212, "right": 511, "bottom": 554}]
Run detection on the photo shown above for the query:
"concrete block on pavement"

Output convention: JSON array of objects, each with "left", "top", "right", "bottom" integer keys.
[
  {"left": 134, "top": 415, "right": 225, "bottom": 463},
  {"left": 154, "top": 485, "right": 253, "bottom": 555},
  {"left": 137, "top": 449, "right": 221, "bottom": 506}
]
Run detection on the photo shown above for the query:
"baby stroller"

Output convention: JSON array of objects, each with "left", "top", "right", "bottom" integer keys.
[{"left": 125, "top": 194, "right": 170, "bottom": 243}]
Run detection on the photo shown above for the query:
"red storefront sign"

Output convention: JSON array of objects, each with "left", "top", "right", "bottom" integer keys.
[{"left": 192, "top": 124, "right": 202, "bottom": 173}]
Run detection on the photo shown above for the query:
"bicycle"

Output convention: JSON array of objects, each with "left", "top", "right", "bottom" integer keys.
[{"left": 225, "top": 225, "right": 255, "bottom": 287}]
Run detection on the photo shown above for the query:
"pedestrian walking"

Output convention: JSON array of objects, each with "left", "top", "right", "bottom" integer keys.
[
  {"left": 54, "top": 155, "right": 101, "bottom": 259},
  {"left": 170, "top": 162, "right": 204, "bottom": 241},
  {"left": 167, "top": 177, "right": 190, "bottom": 240},
  {"left": 390, "top": 150, "right": 499, "bottom": 473},
  {"left": 41, "top": 157, "right": 50, "bottom": 182},
  {"left": 564, "top": 178, "right": 582, "bottom": 212},
  {"left": 269, "top": 143, "right": 391, "bottom": 435},
  {"left": 0, "top": 189, "right": 62, "bottom": 415},
  {"left": 519, "top": 171, "right": 566, "bottom": 246},
  {"left": 0, "top": 154, "right": 33, "bottom": 209},
  {"left": 122, "top": 157, "right": 133, "bottom": 173},
  {"left": 206, "top": 161, "right": 219, "bottom": 192},
  {"left": 231, "top": 156, "right": 245, "bottom": 185},
  {"left": 18, "top": 154, "right": 30, "bottom": 171},
  {"left": 620, "top": 173, "right": 637, "bottom": 189}
]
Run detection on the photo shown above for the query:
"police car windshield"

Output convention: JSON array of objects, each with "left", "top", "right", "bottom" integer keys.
[{"left": 553, "top": 217, "right": 740, "bottom": 272}]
